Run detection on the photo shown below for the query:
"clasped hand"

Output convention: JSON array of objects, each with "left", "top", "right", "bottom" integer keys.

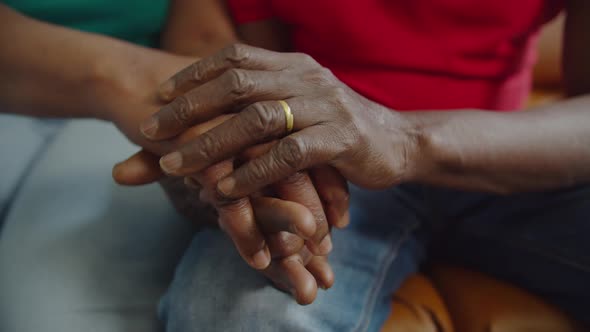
[{"left": 115, "top": 44, "right": 418, "bottom": 304}]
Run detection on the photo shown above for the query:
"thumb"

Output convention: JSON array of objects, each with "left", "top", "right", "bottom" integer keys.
[{"left": 112, "top": 149, "right": 164, "bottom": 186}]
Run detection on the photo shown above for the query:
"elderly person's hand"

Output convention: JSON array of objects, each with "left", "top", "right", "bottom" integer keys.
[
  {"left": 115, "top": 151, "right": 342, "bottom": 305},
  {"left": 140, "top": 44, "right": 421, "bottom": 201},
  {"left": 160, "top": 173, "right": 336, "bottom": 304},
  {"left": 114, "top": 116, "right": 349, "bottom": 304}
]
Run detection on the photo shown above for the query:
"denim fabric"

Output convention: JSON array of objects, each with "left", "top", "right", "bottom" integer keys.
[
  {"left": 1, "top": 119, "right": 589, "bottom": 332},
  {"left": 160, "top": 184, "right": 590, "bottom": 330},
  {"left": 428, "top": 186, "right": 590, "bottom": 324},
  {"left": 159, "top": 186, "right": 428, "bottom": 332}
]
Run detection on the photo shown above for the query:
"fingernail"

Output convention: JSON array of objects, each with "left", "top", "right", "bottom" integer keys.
[
  {"left": 160, "top": 152, "right": 182, "bottom": 173},
  {"left": 217, "top": 177, "right": 235, "bottom": 196},
  {"left": 251, "top": 248, "right": 271, "bottom": 269},
  {"left": 341, "top": 210, "right": 350, "bottom": 227},
  {"left": 111, "top": 163, "right": 124, "bottom": 182},
  {"left": 140, "top": 116, "right": 158, "bottom": 138},
  {"left": 318, "top": 282, "right": 328, "bottom": 290},
  {"left": 158, "top": 80, "right": 175, "bottom": 100},
  {"left": 318, "top": 235, "right": 333, "bottom": 255}
]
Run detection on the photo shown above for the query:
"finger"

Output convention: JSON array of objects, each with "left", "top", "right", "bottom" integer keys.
[
  {"left": 278, "top": 256, "right": 318, "bottom": 305},
  {"left": 216, "top": 125, "right": 339, "bottom": 199},
  {"left": 197, "top": 160, "right": 271, "bottom": 270},
  {"left": 310, "top": 167, "right": 350, "bottom": 228},
  {"left": 273, "top": 172, "right": 332, "bottom": 256},
  {"left": 112, "top": 149, "right": 164, "bottom": 186},
  {"left": 160, "top": 176, "right": 217, "bottom": 226},
  {"left": 266, "top": 232, "right": 305, "bottom": 258},
  {"left": 114, "top": 115, "right": 231, "bottom": 186},
  {"left": 250, "top": 196, "right": 316, "bottom": 239},
  {"left": 158, "top": 44, "right": 302, "bottom": 101},
  {"left": 159, "top": 98, "right": 318, "bottom": 176},
  {"left": 114, "top": 113, "right": 229, "bottom": 184},
  {"left": 240, "top": 142, "right": 332, "bottom": 255},
  {"left": 306, "top": 256, "right": 335, "bottom": 290},
  {"left": 261, "top": 249, "right": 315, "bottom": 302},
  {"left": 217, "top": 198, "right": 271, "bottom": 270},
  {"left": 173, "top": 114, "right": 233, "bottom": 146},
  {"left": 239, "top": 141, "right": 276, "bottom": 161},
  {"left": 143, "top": 69, "right": 298, "bottom": 141}
]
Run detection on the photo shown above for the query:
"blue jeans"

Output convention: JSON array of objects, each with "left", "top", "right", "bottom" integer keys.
[
  {"left": 159, "top": 184, "right": 590, "bottom": 331},
  {"left": 1, "top": 118, "right": 589, "bottom": 331}
]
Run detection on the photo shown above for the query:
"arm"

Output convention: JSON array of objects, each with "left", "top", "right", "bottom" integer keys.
[
  {"left": 237, "top": 19, "right": 292, "bottom": 51},
  {"left": 161, "top": 0, "right": 289, "bottom": 56},
  {"left": 406, "top": 96, "right": 590, "bottom": 194},
  {"left": 160, "top": 0, "right": 237, "bottom": 56},
  {"left": 404, "top": 0, "right": 590, "bottom": 194},
  {"left": 140, "top": 16, "right": 590, "bottom": 198},
  {"left": 0, "top": 4, "right": 187, "bottom": 119}
]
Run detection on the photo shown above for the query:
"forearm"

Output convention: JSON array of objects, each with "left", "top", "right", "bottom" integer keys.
[
  {"left": 405, "top": 95, "right": 590, "bottom": 194},
  {"left": 0, "top": 5, "right": 166, "bottom": 119},
  {"left": 161, "top": 0, "right": 237, "bottom": 57}
]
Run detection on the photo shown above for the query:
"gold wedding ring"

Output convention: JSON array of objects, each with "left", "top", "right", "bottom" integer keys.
[{"left": 279, "top": 100, "right": 294, "bottom": 133}]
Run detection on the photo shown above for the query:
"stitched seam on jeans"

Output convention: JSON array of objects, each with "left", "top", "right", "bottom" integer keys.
[{"left": 352, "top": 224, "right": 417, "bottom": 332}]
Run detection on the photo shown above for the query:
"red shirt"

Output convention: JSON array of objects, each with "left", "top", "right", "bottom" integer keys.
[{"left": 228, "top": 0, "right": 563, "bottom": 111}]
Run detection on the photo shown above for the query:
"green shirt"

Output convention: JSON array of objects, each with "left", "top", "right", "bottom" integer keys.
[{"left": 4, "top": 0, "right": 169, "bottom": 47}]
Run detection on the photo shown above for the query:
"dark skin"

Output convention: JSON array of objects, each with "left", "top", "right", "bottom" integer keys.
[
  {"left": 124, "top": 4, "right": 347, "bottom": 304},
  {"left": 138, "top": 0, "right": 590, "bottom": 198},
  {"left": 119, "top": 1, "right": 590, "bottom": 305},
  {"left": 0, "top": 3, "right": 342, "bottom": 305}
]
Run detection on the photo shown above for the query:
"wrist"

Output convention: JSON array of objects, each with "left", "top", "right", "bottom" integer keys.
[
  {"left": 392, "top": 111, "right": 438, "bottom": 184},
  {"left": 84, "top": 44, "right": 160, "bottom": 121},
  {"left": 90, "top": 45, "right": 195, "bottom": 122}
]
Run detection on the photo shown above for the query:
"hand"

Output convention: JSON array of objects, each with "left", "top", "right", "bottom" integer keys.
[
  {"left": 139, "top": 44, "right": 422, "bottom": 200},
  {"left": 115, "top": 150, "right": 340, "bottom": 305},
  {"left": 114, "top": 116, "right": 349, "bottom": 304},
  {"left": 97, "top": 51, "right": 196, "bottom": 154},
  {"left": 114, "top": 114, "right": 348, "bottom": 268}
]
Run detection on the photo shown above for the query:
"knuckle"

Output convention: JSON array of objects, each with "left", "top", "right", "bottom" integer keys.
[
  {"left": 325, "top": 87, "right": 356, "bottom": 121},
  {"left": 245, "top": 102, "right": 282, "bottom": 135},
  {"left": 171, "top": 95, "right": 193, "bottom": 126},
  {"left": 280, "top": 171, "right": 308, "bottom": 187},
  {"left": 276, "top": 137, "right": 307, "bottom": 170},
  {"left": 191, "top": 131, "right": 223, "bottom": 162},
  {"left": 304, "top": 67, "right": 335, "bottom": 87},
  {"left": 189, "top": 61, "right": 204, "bottom": 82},
  {"left": 269, "top": 233, "right": 303, "bottom": 257},
  {"left": 295, "top": 52, "right": 317, "bottom": 66},
  {"left": 326, "top": 87, "right": 349, "bottom": 108},
  {"left": 223, "top": 43, "right": 250, "bottom": 65},
  {"left": 219, "top": 199, "right": 254, "bottom": 230},
  {"left": 245, "top": 158, "right": 272, "bottom": 184},
  {"left": 225, "top": 68, "right": 255, "bottom": 100}
]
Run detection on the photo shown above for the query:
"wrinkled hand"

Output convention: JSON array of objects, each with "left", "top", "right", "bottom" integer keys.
[
  {"left": 115, "top": 112, "right": 348, "bottom": 261},
  {"left": 116, "top": 150, "right": 344, "bottom": 304},
  {"left": 139, "top": 44, "right": 420, "bottom": 202},
  {"left": 105, "top": 50, "right": 349, "bottom": 303},
  {"left": 114, "top": 116, "right": 349, "bottom": 304}
]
